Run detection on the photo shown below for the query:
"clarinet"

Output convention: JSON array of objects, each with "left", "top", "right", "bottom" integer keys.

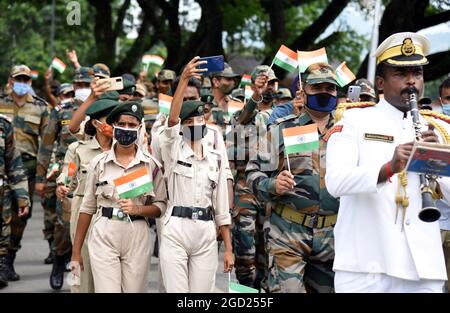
[{"left": 408, "top": 87, "right": 441, "bottom": 222}]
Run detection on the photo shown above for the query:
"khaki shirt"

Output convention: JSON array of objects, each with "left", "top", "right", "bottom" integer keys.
[
  {"left": 160, "top": 119, "right": 231, "bottom": 227},
  {"left": 79, "top": 144, "right": 166, "bottom": 217},
  {"left": 57, "top": 136, "right": 104, "bottom": 196}
]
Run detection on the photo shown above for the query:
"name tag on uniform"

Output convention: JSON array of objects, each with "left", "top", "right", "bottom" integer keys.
[
  {"left": 61, "top": 120, "right": 70, "bottom": 125},
  {"left": 177, "top": 160, "right": 192, "bottom": 167},
  {"left": 364, "top": 133, "right": 394, "bottom": 143}
]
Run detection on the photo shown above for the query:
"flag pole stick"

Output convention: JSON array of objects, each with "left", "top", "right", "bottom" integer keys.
[
  {"left": 286, "top": 152, "right": 292, "bottom": 174},
  {"left": 268, "top": 60, "right": 274, "bottom": 71},
  {"left": 228, "top": 272, "right": 231, "bottom": 293},
  {"left": 298, "top": 70, "right": 303, "bottom": 91}
]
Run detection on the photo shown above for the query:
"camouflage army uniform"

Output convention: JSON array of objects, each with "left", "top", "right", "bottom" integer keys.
[
  {"left": 36, "top": 99, "right": 79, "bottom": 257},
  {"left": 246, "top": 112, "right": 339, "bottom": 293},
  {"left": 224, "top": 95, "right": 268, "bottom": 290},
  {"left": 0, "top": 115, "right": 30, "bottom": 286},
  {"left": 0, "top": 91, "right": 49, "bottom": 252}
]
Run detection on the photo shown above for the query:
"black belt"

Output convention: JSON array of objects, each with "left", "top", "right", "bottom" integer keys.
[
  {"left": 172, "top": 206, "right": 213, "bottom": 221},
  {"left": 101, "top": 207, "right": 144, "bottom": 221}
]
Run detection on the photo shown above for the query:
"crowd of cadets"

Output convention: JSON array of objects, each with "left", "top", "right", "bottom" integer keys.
[{"left": 0, "top": 31, "right": 449, "bottom": 293}]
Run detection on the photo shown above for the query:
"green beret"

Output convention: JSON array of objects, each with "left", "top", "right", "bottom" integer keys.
[
  {"left": 118, "top": 78, "right": 136, "bottom": 95},
  {"left": 86, "top": 91, "right": 120, "bottom": 119},
  {"left": 106, "top": 101, "right": 144, "bottom": 124},
  {"left": 180, "top": 100, "right": 204, "bottom": 123}
]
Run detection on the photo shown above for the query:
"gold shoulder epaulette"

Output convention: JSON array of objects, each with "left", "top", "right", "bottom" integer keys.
[
  {"left": 334, "top": 101, "right": 376, "bottom": 123},
  {"left": 420, "top": 109, "right": 450, "bottom": 124}
]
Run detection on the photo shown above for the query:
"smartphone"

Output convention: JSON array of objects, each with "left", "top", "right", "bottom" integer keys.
[
  {"left": 97, "top": 76, "right": 124, "bottom": 91},
  {"left": 347, "top": 85, "right": 361, "bottom": 102},
  {"left": 197, "top": 55, "right": 225, "bottom": 74}
]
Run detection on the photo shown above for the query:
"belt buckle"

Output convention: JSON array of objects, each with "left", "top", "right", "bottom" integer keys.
[
  {"left": 308, "top": 214, "right": 318, "bottom": 228},
  {"left": 112, "top": 208, "right": 126, "bottom": 221},
  {"left": 192, "top": 208, "right": 199, "bottom": 220}
]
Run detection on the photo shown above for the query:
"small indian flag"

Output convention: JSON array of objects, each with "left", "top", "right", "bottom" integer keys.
[
  {"left": 46, "top": 162, "right": 60, "bottom": 180},
  {"left": 272, "top": 45, "right": 298, "bottom": 73},
  {"left": 158, "top": 94, "right": 173, "bottom": 115},
  {"left": 51, "top": 57, "right": 66, "bottom": 74},
  {"left": 227, "top": 100, "right": 244, "bottom": 117},
  {"left": 142, "top": 54, "right": 164, "bottom": 67},
  {"left": 229, "top": 281, "right": 259, "bottom": 293},
  {"left": 283, "top": 124, "right": 319, "bottom": 155},
  {"left": 31, "top": 70, "right": 39, "bottom": 80},
  {"left": 297, "top": 48, "right": 328, "bottom": 73},
  {"left": 65, "top": 162, "right": 76, "bottom": 185},
  {"left": 113, "top": 167, "right": 153, "bottom": 199},
  {"left": 240, "top": 74, "right": 252, "bottom": 86},
  {"left": 335, "top": 61, "right": 356, "bottom": 87},
  {"left": 244, "top": 85, "right": 253, "bottom": 100}
]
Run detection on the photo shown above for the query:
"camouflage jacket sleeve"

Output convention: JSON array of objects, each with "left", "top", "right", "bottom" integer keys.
[
  {"left": 36, "top": 108, "right": 59, "bottom": 183},
  {"left": 235, "top": 97, "right": 258, "bottom": 125},
  {"left": 2, "top": 119, "right": 29, "bottom": 207},
  {"left": 245, "top": 124, "right": 283, "bottom": 203}
]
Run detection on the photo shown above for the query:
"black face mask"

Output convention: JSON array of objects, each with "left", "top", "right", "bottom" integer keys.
[
  {"left": 182, "top": 125, "right": 208, "bottom": 141},
  {"left": 113, "top": 126, "right": 138, "bottom": 146}
]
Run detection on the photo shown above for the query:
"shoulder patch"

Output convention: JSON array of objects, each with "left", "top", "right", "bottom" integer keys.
[
  {"left": 334, "top": 101, "right": 376, "bottom": 123},
  {"left": 0, "top": 113, "right": 12, "bottom": 123},
  {"left": 420, "top": 109, "right": 450, "bottom": 124},
  {"left": 323, "top": 125, "right": 343, "bottom": 142},
  {"left": 32, "top": 95, "right": 49, "bottom": 106},
  {"left": 274, "top": 113, "right": 298, "bottom": 125}
]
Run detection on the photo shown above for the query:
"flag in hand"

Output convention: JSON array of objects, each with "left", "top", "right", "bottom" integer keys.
[
  {"left": 229, "top": 281, "right": 259, "bottom": 293},
  {"left": 335, "top": 61, "right": 356, "bottom": 87},
  {"left": 65, "top": 162, "right": 76, "bottom": 185},
  {"left": 240, "top": 74, "right": 252, "bottom": 86},
  {"left": 31, "top": 70, "right": 39, "bottom": 80},
  {"left": 158, "top": 94, "right": 173, "bottom": 115},
  {"left": 113, "top": 167, "right": 153, "bottom": 199},
  {"left": 282, "top": 124, "right": 319, "bottom": 155},
  {"left": 51, "top": 57, "right": 66, "bottom": 74},
  {"left": 272, "top": 45, "right": 298, "bottom": 73},
  {"left": 297, "top": 48, "right": 328, "bottom": 73},
  {"left": 244, "top": 85, "right": 253, "bottom": 101}
]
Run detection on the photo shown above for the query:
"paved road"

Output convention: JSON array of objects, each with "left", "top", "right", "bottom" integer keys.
[{"left": 1, "top": 196, "right": 230, "bottom": 293}]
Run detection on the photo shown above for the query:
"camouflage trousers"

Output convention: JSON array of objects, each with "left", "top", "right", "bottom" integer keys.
[
  {"left": 0, "top": 158, "right": 36, "bottom": 256},
  {"left": 231, "top": 176, "right": 267, "bottom": 291},
  {"left": 266, "top": 211, "right": 335, "bottom": 293},
  {"left": 42, "top": 179, "right": 57, "bottom": 242},
  {"left": 442, "top": 230, "right": 450, "bottom": 293}
]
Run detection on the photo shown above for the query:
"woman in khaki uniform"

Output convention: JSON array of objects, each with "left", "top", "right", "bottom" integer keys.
[
  {"left": 71, "top": 101, "right": 166, "bottom": 293},
  {"left": 159, "top": 57, "right": 234, "bottom": 293},
  {"left": 56, "top": 92, "right": 119, "bottom": 292}
]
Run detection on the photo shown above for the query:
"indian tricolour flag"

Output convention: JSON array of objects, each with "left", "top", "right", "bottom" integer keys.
[
  {"left": 272, "top": 45, "right": 298, "bottom": 73},
  {"left": 283, "top": 124, "right": 319, "bottom": 155},
  {"left": 335, "top": 61, "right": 356, "bottom": 87},
  {"left": 31, "top": 70, "right": 39, "bottom": 80},
  {"left": 142, "top": 54, "right": 164, "bottom": 67},
  {"left": 227, "top": 100, "right": 244, "bottom": 117},
  {"left": 158, "top": 94, "right": 173, "bottom": 115},
  {"left": 229, "top": 281, "right": 258, "bottom": 293},
  {"left": 297, "top": 48, "right": 328, "bottom": 73},
  {"left": 51, "top": 57, "right": 66, "bottom": 74},
  {"left": 113, "top": 167, "right": 153, "bottom": 199},
  {"left": 240, "top": 74, "right": 252, "bottom": 86},
  {"left": 244, "top": 85, "right": 253, "bottom": 100}
]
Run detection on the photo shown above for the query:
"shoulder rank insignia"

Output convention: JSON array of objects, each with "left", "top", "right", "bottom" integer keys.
[
  {"left": 323, "top": 125, "right": 343, "bottom": 142},
  {"left": 334, "top": 101, "right": 376, "bottom": 123},
  {"left": 274, "top": 113, "right": 298, "bottom": 125},
  {"left": 0, "top": 113, "right": 12, "bottom": 123}
]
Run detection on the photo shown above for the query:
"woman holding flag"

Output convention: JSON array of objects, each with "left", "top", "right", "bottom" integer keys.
[
  {"left": 159, "top": 57, "right": 234, "bottom": 293},
  {"left": 56, "top": 92, "right": 119, "bottom": 292},
  {"left": 70, "top": 101, "right": 167, "bottom": 293}
]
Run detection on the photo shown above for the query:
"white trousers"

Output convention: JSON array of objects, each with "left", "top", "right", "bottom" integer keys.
[
  {"left": 335, "top": 270, "right": 445, "bottom": 293},
  {"left": 160, "top": 216, "right": 218, "bottom": 293}
]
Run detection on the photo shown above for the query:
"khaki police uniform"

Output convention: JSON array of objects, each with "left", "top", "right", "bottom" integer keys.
[
  {"left": 79, "top": 145, "right": 166, "bottom": 292},
  {"left": 57, "top": 137, "right": 105, "bottom": 292},
  {"left": 159, "top": 118, "right": 231, "bottom": 292}
]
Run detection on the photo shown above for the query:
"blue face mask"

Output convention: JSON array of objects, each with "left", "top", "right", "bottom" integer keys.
[
  {"left": 443, "top": 104, "right": 450, "bottom": 116},
  {"left": 13, "top": 82, "right": 31, "bottom": 96},
  {"left": 305, "top": 93, "right": 337, "bottom": 112}
]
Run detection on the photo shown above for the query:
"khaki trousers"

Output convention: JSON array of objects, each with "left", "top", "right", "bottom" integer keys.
[
  {"left": 70, "top": 195, "right": 94, "bottom": 293},
  {"left": 160, "top": 216, "right": 218, "bottom": 293},
  {"left": 88, "top": 217, "right": 150, "bottom": 293},
  {"left": 155, "top": 217, "right": 166, "bottom": 293},
  {"left": 442, "top": 230, "right": 450, "bottom": 293}
]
